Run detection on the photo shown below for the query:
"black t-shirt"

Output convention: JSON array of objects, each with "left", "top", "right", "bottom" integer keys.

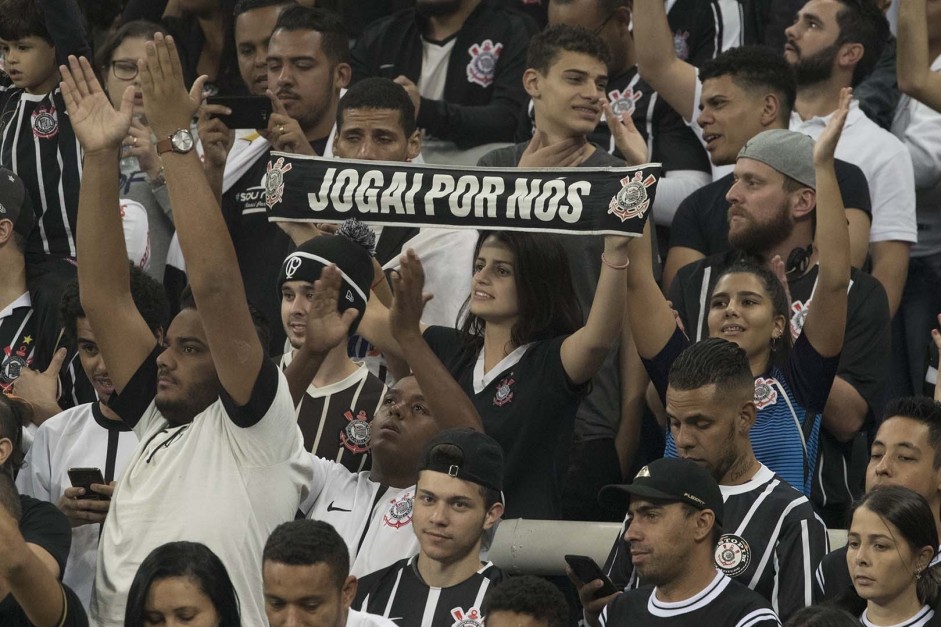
[
  {"left": 423, "top": 327, "right": 585, "bottom": 520},
  {"left": 668, "top": 159, "right": 872, "bottom": 259},
  {"left": 599, "top": 573, "right": 780, "bottom": 626},
  {"left": 0, "top": 583, "right": 88, "bottom": 627}
]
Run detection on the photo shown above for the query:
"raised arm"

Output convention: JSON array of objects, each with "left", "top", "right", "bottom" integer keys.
[
  {"left": 631, "top": 0, "right": 699, "bottom": 122},
  {"left": 897, "top": 0, "right": 941, "bottom": 112},
  {"left": 140, "top": 34, "right": 262, "bottom": 405},
  {"left": 62, "top": 56, "right": 157, "bottom": 394},
  {"left": 559, "top": 235, "right": 629, "bottom": 385},
  {"left": 801, "top": 88, "right": 852, "bottom": 357},
  {"left": 390, "top": 250, "right": 483, "bottom": 431}
]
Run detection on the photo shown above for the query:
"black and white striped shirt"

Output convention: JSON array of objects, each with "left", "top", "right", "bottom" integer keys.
[
  {"left": 605, "top": 464, "right": 828, "bottom": 622},
  {"left": 0, "top": 292, "right": 35, "bottom": 392},
  {"left": 355, "top": 556, "right": 503, "bottom": 627}
]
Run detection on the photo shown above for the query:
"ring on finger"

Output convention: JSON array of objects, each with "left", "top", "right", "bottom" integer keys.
[
  {"left": 278, "top": 124, "right": 285, "bottom": 134},
  {"left": 133, "top": 136, "right": 138, "bottom": 147}
]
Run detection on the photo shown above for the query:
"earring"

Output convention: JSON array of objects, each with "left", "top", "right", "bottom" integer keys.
[{"left": 770, "top": 334, "right": 779, "bottom": 351}]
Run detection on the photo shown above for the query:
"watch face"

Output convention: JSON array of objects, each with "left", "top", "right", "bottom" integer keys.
[{"left": 171, "top": 129, "right": 194, "bottom": 153}]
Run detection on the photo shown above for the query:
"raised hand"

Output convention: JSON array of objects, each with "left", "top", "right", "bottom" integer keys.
[
  {"left": 390, "top": 249, "right": 432, "bottom": 342},
  {"left": 604, "top": 101, "right": 648, "bottom": 165},
  {"left": 140, "top": 33, "right": 207, "bottom": 139},
  {"left": 302, "top": 264, "right": 359, "bottom": 356},
  {"left": 814, "top": 87, "right": 852, "bottom": 166},
  {"left": 60, "top": 56, "right": 133, "bottom": 154},
  {"left": 265, "top": 89, "right": 316, "bottom": 156},
  {"left": 57, "top": 484, "right": 113, "bottom": 527}
]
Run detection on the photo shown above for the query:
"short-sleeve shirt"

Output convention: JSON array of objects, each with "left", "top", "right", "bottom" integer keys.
[
  {"left": 667, "top": 160, "right": 872, "bottom": 259},
  {"left": 423, "top": 327, "right": 584, "bottom": 520},
  {"left": 90, "top": 349, "right": 313, "bottom": 627},
  {"left": 301, "top": 455, "right": 419, "bottom": 577},
  {"left": 599, "top": 571, "right": 781, "bottom": 626},
  {"left": 0, "top": 292, "right": 35, "bottom": 393},
  {"left": 0, "top": 582, "right": 88, "bottom": 627},
  {"left": 646, "top": 328, "right": 838, "bottom": 496}
]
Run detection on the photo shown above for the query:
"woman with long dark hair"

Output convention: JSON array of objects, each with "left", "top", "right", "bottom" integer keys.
[{"left": 124, "top": 541, "right": 240, "bottom": 627}]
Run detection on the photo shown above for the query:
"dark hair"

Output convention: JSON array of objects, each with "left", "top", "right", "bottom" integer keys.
[
  {"left": 834, "top": 0, "right": 890, "bottom": 87},
  {"left": 457, "top": 231, "right": 582, "bottom": 353},
  {"left": 94, "top": 19, "right": 168, "bottom": 81},
  {"left": 60, "top": 264, "right": 169, "bottom": 345},
  {"left": 124, "top": 541, "right": 241, "bottom": 627},
  {"left": 713, "top": 259, "right": 793, "bottom": 365},
  {"left": 233, "top": 0, "right": 295, "bottom": 18},
  {"left": 700, "top": 46, "right": 797, "bottom": 123},
  {"left": 668, "top": 337, "right": 755, "bottom": 400},
  {"left": 784, "top": 605, "right": 861, "bottom": 627},
  {"left": 178, "top": 286, "right": 270, "bottom": 351},
  {"left": 851, "top": 486, "right": 940, "bottom": 607},
  {"left": 272, "top": 5, "right": 349, "bottom": 66},
  {"left": 481, "top": 576, "right": 569, "bottom": 627},
  {"left": 0, "top": 0, "right": 51, "bottom": 44},
  {"left": 681, "top": 502, "right": 723, "bottom": 546},
  {"left": 264, "top": 520, "right": 349, "bottom": 588},
  {"left": 526, "top": 24, "right": 612, "bottom": 75},
  {"left": 421, "top": 443, "right": 502, "bottom": 509},
  {"left": 337, "top": 78, "right": 416, "bottom": 137},
  {"left": 0, "top": 471, "right": 21, "bottom": 521},
  {"left": 883, "top": 397, "right": 941, "bottom": 469},
  {"left": 0, "top": 393, "right": 32, "bottom": 478}
]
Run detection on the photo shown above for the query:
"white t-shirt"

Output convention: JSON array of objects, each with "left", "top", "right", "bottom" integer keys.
[
  {"left": 16, "top": 402, "right": 138, "bottom": 611},
  {"left": 348, "top": 608, "right": 399, "bottom": 627},
  {"left": 302, "top": 456, "right": 420, "bottom": 577},
  {"left": 419, "top": 38, "right": 456, "bottom": 102},
  {"left": 90, "top": 357, "right": 313, "bottom": 627}
]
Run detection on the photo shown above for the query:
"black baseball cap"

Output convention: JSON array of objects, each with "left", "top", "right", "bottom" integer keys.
[
  {"left": 0, "top": 167, "right": 34, "bottom": 239},
  {"left": 419, "top": 428, "right": 504, "bottom": 494},
  {"left": 599, "top": 458, "right": 724, "bottom": 525}
]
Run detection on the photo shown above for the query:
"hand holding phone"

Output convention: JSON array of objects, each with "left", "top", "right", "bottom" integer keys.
[
  {"left": 206, "top": 95, "right": 272, "bottom": 130},
  {"left": 564, "top": 554, "right": 619, "bottom": 598},
  {"left": 67, "top": 467, "right": 108, "bottom": 501}
]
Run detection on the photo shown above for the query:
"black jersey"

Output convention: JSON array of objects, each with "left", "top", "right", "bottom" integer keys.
[
  {"left": 279, "top": 354, "right": 386, "bottom": 473},
  {"left": 600, "top": 571, "right": 780, "bottom": 626},
  {"left": 355, "top": 557, "right": 504, "bottom": 627},
  {"left": 605, "top": 465, "right": 827, "bottom": 622},
  {"left": 0, "top": 293, "right": 35, "bottom": 393}
]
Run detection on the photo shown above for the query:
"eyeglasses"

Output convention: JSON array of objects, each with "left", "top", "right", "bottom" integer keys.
[
  {"left": 111, "top": 59, "right": 139, "bottom": 80},
  {"left": 592, "top": 11, "right": 616, "bottom": 35}
]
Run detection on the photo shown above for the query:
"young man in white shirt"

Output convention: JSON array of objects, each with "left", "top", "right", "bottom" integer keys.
[{"left": 61, "top": 37, "right": 314, "bottom": 626}]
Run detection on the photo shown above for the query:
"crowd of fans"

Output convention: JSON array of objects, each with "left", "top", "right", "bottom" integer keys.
[{"left": 2, "top": 0, "right": 941, "bottom": 625}]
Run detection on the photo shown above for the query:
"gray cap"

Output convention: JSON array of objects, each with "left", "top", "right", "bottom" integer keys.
[{"left": 737, "top": 129, "right": 815, "bottom": 190}]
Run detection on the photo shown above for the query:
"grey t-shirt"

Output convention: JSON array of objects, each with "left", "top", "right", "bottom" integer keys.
[{"left": 477, "top": 142, "right": 646, "bottom": 439}]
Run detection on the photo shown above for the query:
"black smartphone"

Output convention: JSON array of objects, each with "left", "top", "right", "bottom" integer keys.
[
  {"left": 565, "top": 554, "right": 619, "bottom": 598},
  {"left": 205, "top": 95, "right": 273, "bottom": 129},
  {"left": 67, "top": 467, "right": 107, "bottom": 500}
]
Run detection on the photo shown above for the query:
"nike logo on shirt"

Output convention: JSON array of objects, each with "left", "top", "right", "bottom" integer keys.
[{"left": 327, "top": 501, "right": 352, "bottom": 512}]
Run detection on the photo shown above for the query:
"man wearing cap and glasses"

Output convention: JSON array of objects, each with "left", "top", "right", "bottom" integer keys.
[
  {"left": 353, "top": 428, "right": 505, "bottom": 625},
  {"left": 588, "top": 457, "right": 781, "bottom": 627}
]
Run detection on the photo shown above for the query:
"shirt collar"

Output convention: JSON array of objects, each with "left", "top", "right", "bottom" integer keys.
[
  {"left": 0, "top": 292, "right": 31, "bottom": 320},
  {"left": 791, "top": 98, "right": 864, "bottom": 128}
]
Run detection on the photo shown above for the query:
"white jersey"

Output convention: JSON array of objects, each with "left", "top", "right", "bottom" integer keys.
[
  {"left": 347, "top": 608, "right": 399, "bottom": 627},
  {"left": 91, "top": 358, "right": 313, "bottom": 627},
  {"left": 16, "top": 402, "right": 138, "bottom": 611},
  {"left": 302, "top": 455, "right": 420, "bottom": 576}
]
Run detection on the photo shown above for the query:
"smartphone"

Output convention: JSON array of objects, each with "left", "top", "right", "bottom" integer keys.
[
  {"left": 67, "top": 467, "right": 107, "bottom": 500},
  {"left": 565, "top": 554, "right": 619, "bottom": 598},
  {"left": 205, "top": 95, "right": 272, "bottom": 130}
]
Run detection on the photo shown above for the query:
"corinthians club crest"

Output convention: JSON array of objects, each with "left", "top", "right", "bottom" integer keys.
[
  {"left": 609, "top": 171, "right": 657, "bottom": 223},
  {"left": 493, "top": 376, "right": 514, "bottom": 407},
  {"left": 466, "top": 39, "right": 503, "bottom": 88},
  {"left": 754, "top": 377, "right": 779, "bottom": 409},
  {"left": 451, "top": 607, "right": 484, "bottom": 627},
  {"left": 339, "top": 409, "right": 371, "bottom": 454},
  {"left": 383, "top": 491, "right": 414, "bottom": 529},
  {"left": 265, "top": 157, "right": 293, "bottom": 208},
  {"left": 715, "top": 534, "right": 751, "bottom": 577}
]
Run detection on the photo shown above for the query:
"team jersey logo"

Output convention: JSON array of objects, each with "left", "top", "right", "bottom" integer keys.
[
  {"left": 339, "top": 409, "right": 371, "bottom": 454},
  {"left": 790, "top": 299, "right": 809, "bottom": 340},
  {"left": 608, "top": 87, "right": 643, "bottom": 117},
  {"left": 715, "top": 534, "right": 751, "bottom": 577},
  {"left": 284, "top": 256, "right": 303, "bottom": 279},
  {"left": 450, "top": 607, "right": 484, "bottom": 627},
  {"left": 31, "top": 104, "right": 58, "bottom": 139},
  {"left": 265, "top": 157, "right": 293, "bottom": 208},
  {"left": 754, "top": 377, "right": 779, "bottom": 409},
  {"left": 609, "top": 171, "right": 657, "bottom": 223},
  {"left": 466, "top": 40, "right": 503, "bottom": 88},
  {"left": 673, "top": 30, "right": 691, "bottom": 60},
  {"left": 383, "top": 492, "right": 414, "bottom": 529},
  {"left": 1, "top": 338, "right": 32, "bottom": 392},
  {"left": 493, "top": 376, "right": 515, "bottom": 406}
]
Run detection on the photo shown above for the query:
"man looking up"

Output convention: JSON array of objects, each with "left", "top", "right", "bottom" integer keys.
[
  {"left": 355, "top": 428, "right": 505, "bottom": 624},
  {"left": 577, "top": 339, "right": 827, "bottom": 621},
  {"left": 632, "top": 0, "right": 916, "bottom": 319},
  {"left": 814, "top": 396, "right": 941, "bottom": 601},
  {"left": 263, "top": 519, "right": 395, "bottom": 627},
  {"left": 587, "top": 457, "right": 780, "bottom": 626},
  {"left": 61, "top": 37, "right": 312, "bottom": 625}
]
